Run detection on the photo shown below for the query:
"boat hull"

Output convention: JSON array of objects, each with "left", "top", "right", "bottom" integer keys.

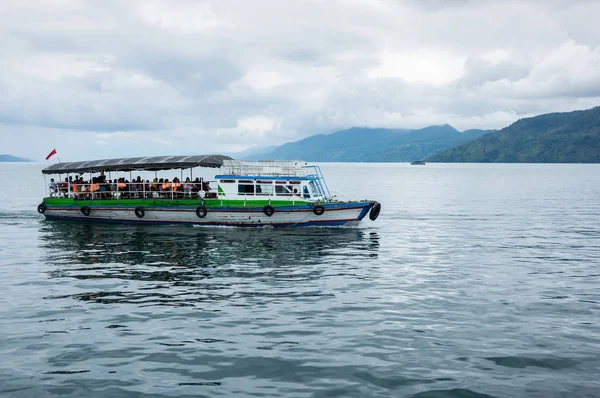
[{"left": 41, "top": 201, "right": 375, "bottom": 227}]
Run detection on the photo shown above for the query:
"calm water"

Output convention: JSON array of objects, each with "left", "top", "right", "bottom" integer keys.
[{"left": 1, "top": 162, "right": 599, "bottom": 398}]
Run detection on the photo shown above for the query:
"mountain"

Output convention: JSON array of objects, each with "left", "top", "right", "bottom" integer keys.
[
  {"left": 0, "top": 154, "right": 30, "bottom": 162},
  {"left": 427, "top": 107, "right": 600, "bottom": 163},
  {"left": 245, "top": 125, "right": 490, "bottom": 162},
  {"left": 230, "top": 145, "right": 278, "bottom": 159}
]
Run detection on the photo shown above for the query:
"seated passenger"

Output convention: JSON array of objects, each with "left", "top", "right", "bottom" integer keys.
[
  {"left": 162, "top": 179, "right": 171, "bottom": 197},
  {"left": 90, "top": 177, "right": 100, "bottom": 198},
  {"left": 172, "top": 177, "right": 182, "bottom": 192},
  {"left": 192, "top": 178, "right": 201, "bottom": 192},
  {"left": 183, "top": 177, "right": 193, "bottom": 196},
  {"left": 48, "top": 178, "right": 58, "bottom": 197},
  {"left": 117, "top": 178, "right": 127, "bottom": 198},
  {"left": 72, "top": 179, "right": 80, "bottom": 198},
  {"left": 57, "top": 178, "right": 68, "bottom": 196}
]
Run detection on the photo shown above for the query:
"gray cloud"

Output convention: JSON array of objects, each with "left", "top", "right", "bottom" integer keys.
[{"left": 1, "top": 0, "right": 599, "bottom": 160}]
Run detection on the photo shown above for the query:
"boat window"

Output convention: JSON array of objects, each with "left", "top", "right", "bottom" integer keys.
[
  {"left": 275, "top": 185, "right": 293, "bottom": 196},
  {"left": 289, "top": 181, "right": 301, "bottom": 184},
  {"left": 275, "top": 181, "right": 287, "bottom": 185},
  {"left": 256, "top": 180, "right": 273, "bottom": 184},
  {"left": 309, "top": 181, "right": 318, "bottom": 196},
  {"left": 303, "top": 185, "right": 310, "bottom": 199},
  {"left": 238, "top": 184, "right": 254, "bottom": 195},
  {"left": 256, "top": 184, "right": 274, "bottom": 195},
  {"left": 238, "top": 179, "right": 253, "bottom": 183},
  {"left": 220, "top": 179, "right": 235, "bottom": 183}
]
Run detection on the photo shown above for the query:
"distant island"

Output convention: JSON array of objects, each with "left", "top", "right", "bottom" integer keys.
[
  {"left": 0, "top": 154, "right": 31, "bottom": 162},
  {"left": 243, "top": 105, "right": 600, "bottom": 163},
  {"left": 245, "top": 125, "right": 494, "bottom": 162},
  {"left": 427, "top": 106, "right": 600, "bottom": 163}
]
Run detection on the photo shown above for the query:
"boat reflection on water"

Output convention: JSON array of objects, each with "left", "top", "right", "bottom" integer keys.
[{"left": 39, "top": 222, "right": 380, "bottom": 306}]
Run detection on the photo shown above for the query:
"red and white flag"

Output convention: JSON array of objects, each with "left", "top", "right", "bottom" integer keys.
[{"left": 45, "top": 149, "right": 57, "bottom": 160}]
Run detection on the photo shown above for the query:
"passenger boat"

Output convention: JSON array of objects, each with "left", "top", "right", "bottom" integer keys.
[{"left": 38, "top": 155, "right": 381, "bottom": 227}]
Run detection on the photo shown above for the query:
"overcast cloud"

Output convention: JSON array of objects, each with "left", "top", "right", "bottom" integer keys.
[{"left": 2, "top": 0, "right": 600, "bottom": 160}]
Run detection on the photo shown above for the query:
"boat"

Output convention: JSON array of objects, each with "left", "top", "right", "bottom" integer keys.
[
  {"left": 410, "top": 160, "right": 426, "bottom": 165},
  {"left": 37, "top": 155, "right": 381, "bottom": 227}
]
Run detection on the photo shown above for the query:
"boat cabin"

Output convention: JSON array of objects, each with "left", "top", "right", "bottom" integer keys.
[{"left": 214, "top": 160, "right": 331, "bottom": 202}]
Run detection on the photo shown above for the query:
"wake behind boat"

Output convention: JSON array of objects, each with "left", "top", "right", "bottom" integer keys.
[{"left": 38, "top": 155, "right": 381, "bottom": 227}]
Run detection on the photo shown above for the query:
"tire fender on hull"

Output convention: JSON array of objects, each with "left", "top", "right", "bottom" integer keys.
[
  {"left": 37, "top": 203, "right": 47, "bottom": 214},
  {"left": 263, "top": 205, "right": 275, "bottom": 217},
  {"left": 80, "top": 206, "right": 91, "bottom": 216},
  {"left": 313, "top": 205, "right": 325, "bottom": 216},
  {"left": 369, "top": 202, "right": 381, "bottom": 221},
  {"left": 196, "top": 206, "right": 208, "bottom": 218},
  {"left": 135, "top": 206, "right": 145, "bottom": 218}
]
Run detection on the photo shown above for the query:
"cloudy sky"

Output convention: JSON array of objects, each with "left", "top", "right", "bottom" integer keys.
[{"left": 2, "top": 0, "right": 600, "bottom": 160}]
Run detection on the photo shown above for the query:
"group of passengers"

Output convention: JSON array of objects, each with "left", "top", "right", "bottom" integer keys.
[{"left": 49, "top": 172, "right": 211, "bottom": 200}]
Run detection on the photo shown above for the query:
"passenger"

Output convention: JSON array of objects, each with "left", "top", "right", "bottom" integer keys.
[
  {"left": 73, "top": 178, "right": 80, "bottom": 197},
  {"left": 80, "top": 180, "right": 89, "bottom": 199},
  {"left": 151, "top": 177, "right": 159, "bottom": 192},
  {"left": 172, "top": 177, "right": 182, "bottom": 192},
  {"left": 97, "top": 173, "right": 108, "bottom": 199},
  {"left": 67, "top": 176, "right": 74, "bottom": 196},
  {"left": 48, "top": 178, "right": 58, "bottom": 197},
  {"left": 162, "top": 179, "right": 171, "bottom": 197},
  {"left": 90, "top": 177, "right": 100, "bottom": 198},
  {"left": 183, "top": 177, "right": 193, "bottom": 197},
  {"left": 117, "top": 178, "right": 127, "bottom": 198}
]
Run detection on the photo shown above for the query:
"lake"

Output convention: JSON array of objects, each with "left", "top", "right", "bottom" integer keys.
[{"left": 1, "top": 162, "right": 599, "bottom": 397}]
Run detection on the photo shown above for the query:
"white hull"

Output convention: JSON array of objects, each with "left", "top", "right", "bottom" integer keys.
[{"left": 43, "top": 204, "right": 372, "bottom": 227}]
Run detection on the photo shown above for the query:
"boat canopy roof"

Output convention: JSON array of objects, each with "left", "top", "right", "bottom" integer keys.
[{"left": 42, "top": 155, "right": 232, "bottom": 175}]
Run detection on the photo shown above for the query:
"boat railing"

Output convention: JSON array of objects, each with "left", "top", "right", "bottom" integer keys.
[
  {"left": 221, "top": 160, "right": 309, "bottom": 177},
  {"left": 46, "top": 182, "right": 218, "bottom": 201},
  {"left": 303, "top": 165, "right": 332, "bottom": 200},
  {"left": 329, "top": 190, "right": 356, "bottom": 202}
]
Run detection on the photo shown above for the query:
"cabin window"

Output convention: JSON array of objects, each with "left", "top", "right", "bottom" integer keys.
[
  {"left": 303, "top": 186, "right": 310, "bottom": 199},
  {"left": 238, "top": 179, "right": 253, "bottom": 183},
  {"left": 289, "top": 181, "right": 301, "bottom": 185},
  {"left": 220, "top": 179, "right": 235, "bottom": 183},
  {"left": 256, "top": 184, "right": 274, "bottom": 195},
  {"left": 309, "top": 181, "right": 319, "bottom": 196},
  {"left": 275, "top": 185, "right": 293, "bottom": 196},
  {"left": 275, "top": 181, "right": 287, "bottom": 185},
  {"left": 238, "top": 184, "right": 254, "bottom": 195}
]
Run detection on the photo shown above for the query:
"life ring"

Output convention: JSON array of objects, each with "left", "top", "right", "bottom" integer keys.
[
  {"left": 37, "top": 203, "right": 47, "bottom": 214},
  {"left": 135, "top": 206, "right": 145, "bottom": 218},
  {"left": 195, "top": 206, "right": 207, "bottom": 218},
  {"left": 313, "top": 205, "right": 325, "bottom": 216},
  {"left": 80, "top": 206, "right": 91, "bottom": 216},
  {"left": 369, "top": 202, "right": 381, "bottom": 221},
  {"left": 263, "top": 205, "right": 275, "bottom": 217}
]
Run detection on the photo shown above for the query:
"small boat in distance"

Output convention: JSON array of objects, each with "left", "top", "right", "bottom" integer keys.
[
  {"left": 410, "top": 160, "right": 426, "bottom": 165},
  {"left": 38, "top": 155, "right": 381, "bottom": 227}
]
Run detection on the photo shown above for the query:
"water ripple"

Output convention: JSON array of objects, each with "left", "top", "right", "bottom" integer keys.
[{"left": 2, "top": 163, "right": 600, "bottom": 397}]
